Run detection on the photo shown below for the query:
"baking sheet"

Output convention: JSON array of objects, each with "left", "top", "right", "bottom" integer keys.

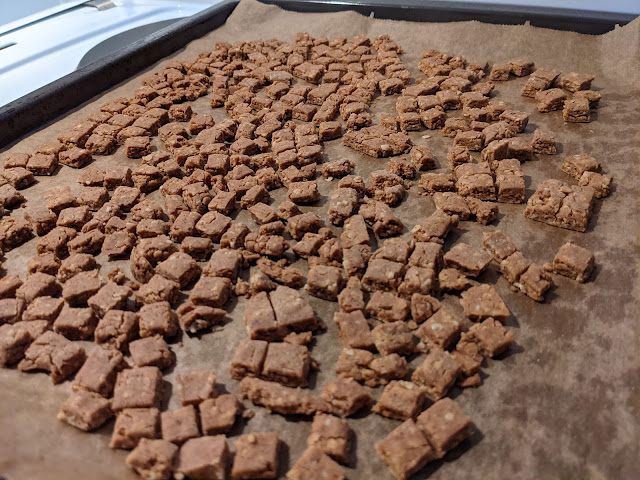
[{"left": 1, "top": 0, "right": 639, "bottom": 478}]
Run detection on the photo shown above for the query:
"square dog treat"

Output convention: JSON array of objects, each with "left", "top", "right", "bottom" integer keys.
[
  {"left": 432, "top": 192, "right": 471, "bottom": 220},
  {"left": 129, "top": 336, "right": 173, "bottom": 370},
  {"left": 524, "top": 179, "right": 594, "bottom": 232},
  {"left": 415, "top": 397, "right": 471, "bottom": 459},
  {"left": 155, "top": 252, "right": 201, "bottom": 288},
  {"left": 448, "top": 145, "right": 472, "bottom": 169},
  {"left": 269, "top": 285, "right": 319, "bottom": 334},
  {"left": 287, "top": 447, "right": 345, "bottom": 480},
  {"left": 110, "top": 408, "right": 160, "bottom": 449},
  {"left": 410, "top": 145, "right": 436, "bottom": 170},
  {"left": 230, "top": 339, "right": 268, "bottom": 380},
  {"left": 410, "top": 293, "right": 441, "bottom": 324},
  {"left": 499, "top": 110, "right": 529, "bottom": 133},
  {"left": 374, "top": 419, "right": 435, "bottom": 480},
  {"left": 4, "top": 152, "right": 30, "bottom": 169},
  {"left": 328, "top": 187, "right": 359, "bottom": 225},
  {"left": 17, "top": 272, "right": 60, "bottom": 303},
  {"left": 561, "top": 154, "right": 601, "bottom": 179},
  {"left": 500, "top": 251, "right": 531, "bottom": 285},
  {"left": 231, "top": 432, "right": 280, "bottom": 480},
  {"left": 361, "top": 259, "right": 404, "bottom": 292},
  {"left": 170, "top": 211, "right": 201, "bottom": 242},
  {"left": 94, "top": 310, "right": 138, "bottom": 351},
  {"left": 176, "top": 436, "right": 230, "bottom": 480},
  {"left": 27, "top": 254, "right": 60, "bottom": 277},
  {"left": 2, "top": 167, "right": 35, "bottom": 189},
  {"left": 288, "top": 180, "right": 320, "bottom": 203},
  {"left": 54, "top": 306, "right": 99, "bottom": 340},
  {"left": 59, "top": 147, "right": 92, "bottom": 168},
  {"left": 72, "top": 346, "right": 126, "bottom": 396},
  {"left": 62, "top": 270, "right": 102, "bottom": 306},
  {"left": 199, "top": 394, "right": 244, "bottom": 435},
  {"left": 578, "top": 171, "right": 612, "bottom": 198},
  {"left": 136, "top": 219, "right": 170, "bottom": 239},
  {"left": 57, "top": 205, "right": 92, "bottom": 230},
  {"left": 181, "top": 236, "right": 214, "bottom": 260},
  {"left": 24, "top": 208, "right": 58, "bottom": 236},
  {"left": 483, "top": 230, "right": 517, "bottom": 262},
  {"left": 453, "top": 131, "right": 484, "bottom": 151},
  {"left": 337, "top": 276, "right": 365, "bottom": 311},
  {"left": 574, "top": 89, "right": 601, "bottom": 108},
  {"left": 111, "top": 186, "right": 141, "bottom": 211},
  {"left": 322, "top": 375, "right": 373, "bottom": 416},
  {"left": 366, "top": 291, "right": 409, "bottom": 323},
  {"left": 369, "top": 241, "right": 411, "bottom": 266},
  {"left": 262, "top": 342, "right": 311, "bottom": 387},
  {"left": 88, "top": 282, "right": 131, "bottom": 317},
  {"left": 176, "top": 371, "right": 216, "bottom": 406},
  {"left": 466, "top": 318, "right": 514, "bottom": 357},
  {"left": 454, "top": 163, "right": 495, "bottom": 201},
  {"left": 443, "top": 243, "right": 492, "bottom": 276},
  {"left": 517, "top": 264, "right": 553, "bottom": 302},
  {"left": 124, "top": 136, "right": 152, "bottom": 158},
  {"left": 495, "top": 159, "right": 525, "bottom": 204},
  {"left": 420, "top": 108, "right": 446, "bottom": 129},
  {"left": 438, "top": 268, "right": 470, "bottom": 292},
  {"left": 0, "top": 323, "right": 33, "bottom": 366},
  {"left": 203, "top": 248, "right": 242, "bottom": 281},
  {"left": 191, "top": 276, "right": 232, "bottom": 308},
  {"left": 161, "top": 405, "right": 200, "bottom": 445},
  {"left": 138, "top": 301, "right": 179, "bottom": 338},
  {"left": 460, "top": 284, "right": 510, "bottom": 322},
  {"left": 126, "top": 438, "right": 178, "bottom": 480},
  {"left": 334, "top": 310, "right": 374, "bottom": 350},
  {"left": 27, "top": 153, "right": 58, "bottom": 175},
  {"left": 544, "top": 241, "right": 595, "bottom": 282},
  {"left": 558, "top": 72, "right": 595, "bottom": 92},
  {"left": 372, "top": 322, "right": 416, "bottom": 356},
  {"left": 489, "top": 62, "right": 510, "bottom": 81},
  {"left": 196, "top": 211, "right": 233, "bottom": 241},
  {"left": 419, "top": 173, "right": 454, "bottom": 193},
  {"left": 561, "top": 90, "right": 591, "bottom": 120},
  {"left": 57, "top": 391, "right": 113, "bottom": 431},
  {"left": 374, "top": 380, "right": 426, "bottom": 421},
  {"left": 411, "top": 349, "right": 461, "bottom": 399},
  {"left": 509, "top": 58, "right": 534, "bottom": 76},
  {"left": 0, "top": 274, "right": 23, "bottom": 299},
  {"left": 77, "top": 186, "right": 109, "bottom": 211},
  {"left": 177, "top": 304, "right": 226, "bottom": 333},
  {"left": 319, "top": 121, "right": 342, "bottom": 141},
  {"left": 18, "top": 331, "right": 86, "bottom": 383},
  {"left": 104, "top": 167, "right": 133, "bottom": 190},
  {"left": 481, "top": 138, "right": 509, "bottom": 164},
  {"left": 136, "top": 274, "right": 180, "bottom": 305},
  {"left": 535, "top": 88, "right": 567, "bottom": 112},
  {"left": 243, "top": 292, "right": 282, "bottom": 341},
  {"left": 306, "top": 265, "right": 346, "bottom": 301},
  {"left": 415, "top": 306, "right": 463, "bottom": 350},
  {"left": 307, "top": 413, "right": 353, "bottom": 464},
  {"left": 112, "top": 366, "right": 163, "bottom": 411}
]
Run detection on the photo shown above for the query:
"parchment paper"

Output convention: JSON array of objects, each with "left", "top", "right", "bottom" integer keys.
[{"left": 0, "top": 1, "right": 639, "bottom": 479}]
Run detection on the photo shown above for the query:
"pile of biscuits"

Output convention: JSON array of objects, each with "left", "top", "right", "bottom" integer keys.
[{"left": 0, "top": 31, "right": 604, "bottom": 480}]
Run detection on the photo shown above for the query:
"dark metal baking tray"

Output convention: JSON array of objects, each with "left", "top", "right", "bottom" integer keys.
[{"left": 0, "top": 0, "right": 636, "bottom": 148}]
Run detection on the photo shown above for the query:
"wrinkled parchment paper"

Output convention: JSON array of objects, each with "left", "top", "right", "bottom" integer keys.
[{"left": 1, "top": 1, "right": 639, "bottom": 478}]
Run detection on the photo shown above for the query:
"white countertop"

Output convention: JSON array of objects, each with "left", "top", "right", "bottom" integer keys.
[{"left": 0, "top": 0, "right": 637, "bottom": 109}]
